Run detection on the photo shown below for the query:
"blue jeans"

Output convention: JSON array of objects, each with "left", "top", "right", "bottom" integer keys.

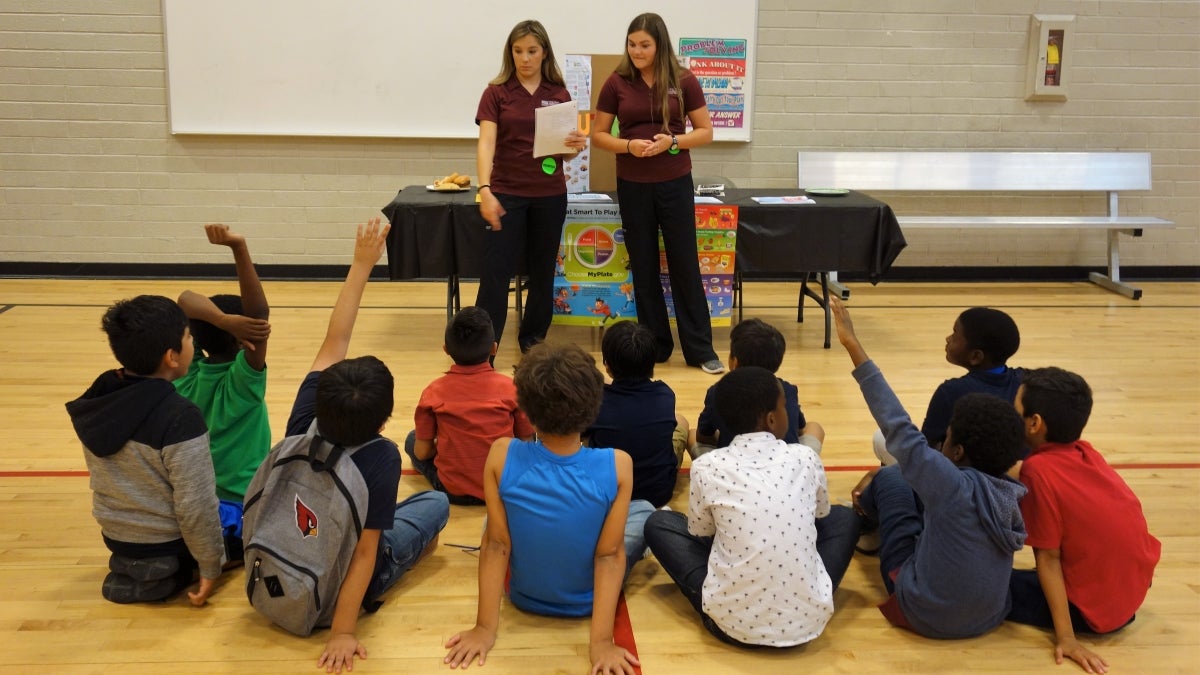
[
  {"left": 644, "top": 505, "right": 860, "bottom": 647},
  {"left": 624, "top": 499, "right": 654, "bottom": 576},
  {"left": 363, "top": 490, "right": 450, "bottom": 606},
  {"left": 857, "top": 464, "right": 922, "bottom": 594}
]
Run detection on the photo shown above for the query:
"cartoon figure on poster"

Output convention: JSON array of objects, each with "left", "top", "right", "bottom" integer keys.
[
  {"left": 552, "top": 205, "right": 637, "bottom": 327},
  {"left": 661, "top": 204, "right": 737, "bottom": 326}
]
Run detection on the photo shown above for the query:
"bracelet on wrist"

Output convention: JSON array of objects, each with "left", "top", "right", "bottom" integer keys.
[
  {"left": 478, "top": 184, "right": 491, "bottom": 191},
  {"left": 626, "top": 139, "right": 632, "bottom": 155}
]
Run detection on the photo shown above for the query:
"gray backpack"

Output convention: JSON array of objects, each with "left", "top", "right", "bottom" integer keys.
[{"left": 242, "top": 423, "right": 371, "bottom": 636}]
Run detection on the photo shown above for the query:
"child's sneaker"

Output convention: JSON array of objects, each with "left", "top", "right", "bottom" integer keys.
[
  {"left": 108, "top": 554, "right": 179, "bottom": 581},
  {"left": 101, "top": 572, "right": 178, "bottom": 604}
]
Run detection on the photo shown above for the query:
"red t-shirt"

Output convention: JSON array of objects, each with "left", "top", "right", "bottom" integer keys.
[
  {"left": 414, "top": 362, "right": 534, "bottom": 500},
  {"left": 596, "top": 69, "right": 706, "bottom": 183},
  {"left": 1019, "top": 440, "right": 1161, "bottom": 632},
  {"left": 476, "top": 77, "right": 572, "bottom": 197}
]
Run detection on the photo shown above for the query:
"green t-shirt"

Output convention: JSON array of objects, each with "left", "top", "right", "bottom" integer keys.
[{"left": 174, "top": 348, "right": 270, "bottom": 502}]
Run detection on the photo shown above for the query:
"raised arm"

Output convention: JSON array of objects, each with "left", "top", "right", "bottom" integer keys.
[
  {"left": 212, "top": 224, "right": 270, "bottom": 369},
  {"left": 309, "top": 218, "right": 390, "bottom": 373},
  {"left": 589, "top": 450, "right": 639, "bottom": 675}
]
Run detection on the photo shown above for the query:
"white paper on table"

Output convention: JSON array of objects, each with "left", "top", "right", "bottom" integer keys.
[{"left": 533, "top": 100, "right": 578, "bottom": 158}]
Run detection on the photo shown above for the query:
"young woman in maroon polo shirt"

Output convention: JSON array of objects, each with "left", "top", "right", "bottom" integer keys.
[
  {"left": 474, "top": 20, "right": 587, "bottom": 354},
  {"left": 593, "top": 12, "right": 724, "bottom": 375}
]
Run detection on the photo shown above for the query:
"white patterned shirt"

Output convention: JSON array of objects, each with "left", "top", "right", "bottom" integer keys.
[{"left": 689, "top": 431, "right": 833, "bottom": 646}]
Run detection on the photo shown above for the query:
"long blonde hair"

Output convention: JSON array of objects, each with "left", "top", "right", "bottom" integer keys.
[
  {"left": 490, "top": 20, "right": 565, "bottom": 87},
  {"left": 614, "top": 13, "right": 683, "bottom": 132}
]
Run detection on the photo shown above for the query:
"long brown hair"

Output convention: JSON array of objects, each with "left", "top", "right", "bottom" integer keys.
[
  {"left": 490, "top": 20, "right": 565, "bottom": 87},
  {"left": 614, "top": 12, "right": 683, "bottom": 132}
]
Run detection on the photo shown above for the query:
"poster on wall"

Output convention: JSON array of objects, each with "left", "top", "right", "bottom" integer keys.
[
  {"left": 563, "top": 55, "right": 593, "bottom": 193},
  {"left": 678, "top": 38, "right": 747, "bottom": 129},
  {"left": 552, "top": 204, "right": 634, "bottom": 327},
  {"left": 660, "top": 204, "right": 738, "bottom": 327}
]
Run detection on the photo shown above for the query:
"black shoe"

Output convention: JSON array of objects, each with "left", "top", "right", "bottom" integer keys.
[
  {"left": 519, "top": 338, "right": 543, "bottom": 354},
  {"left": 108, "top": 554, "right": 179, "bottom": 582},
  {"left": 102, "top": 572, "right": 179, "bottom": 604}
]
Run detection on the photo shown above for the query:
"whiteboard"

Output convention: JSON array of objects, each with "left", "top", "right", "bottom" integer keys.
[{"left": 162, "top": 0, "right": 757, "bottom": 141}]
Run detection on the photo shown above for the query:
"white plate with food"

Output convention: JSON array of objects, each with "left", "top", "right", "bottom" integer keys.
[{"left": 426, "top": 184, "right": 469, "bottom": 192}]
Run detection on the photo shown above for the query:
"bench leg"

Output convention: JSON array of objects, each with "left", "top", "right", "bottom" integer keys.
[
  {"left": 1087, "top": 230, "right": 1143, "bottom": 300},
  {"left": 827, "top": 271, "right": 851, "bottom": 300}
]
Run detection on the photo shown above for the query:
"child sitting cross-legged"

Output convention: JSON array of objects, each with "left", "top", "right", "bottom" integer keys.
[
  {"left": 833, "top": 297, "right": 1028, "bottom": 639},
  {"left": 644, "top": 366, "right": 860, "bottom": 648},
  {"left": 444, "top": 342, "right": 653, "bottom": 673}
]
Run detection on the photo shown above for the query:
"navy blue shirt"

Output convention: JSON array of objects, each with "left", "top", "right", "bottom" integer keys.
[
  {"left": 585, "top": 378, "right": 678, "bottom": 507},
  {"left": 286, "top": 372, "right": 400, "bottom": 531},
  {"left": 921, "top": 367, "right": 1024, "bottom": 448},
  {"left": 698, "top": 377, "right": 807, "bottom": 448}
]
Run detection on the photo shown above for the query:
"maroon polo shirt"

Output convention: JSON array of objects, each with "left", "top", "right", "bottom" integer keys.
[
  {"left": 476, "top": 77, "right": 572, "bottom": 197},
  {"left": 596, "top": 69, "right": 706, "bottom": 183}
]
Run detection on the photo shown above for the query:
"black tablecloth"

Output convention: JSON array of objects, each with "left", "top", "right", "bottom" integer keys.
[{"left": 381, "top": 186, "right": 905, "bottom": 282}]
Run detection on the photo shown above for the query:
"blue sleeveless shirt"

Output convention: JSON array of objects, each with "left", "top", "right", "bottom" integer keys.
[{"left": 500, "top": 438, "right": 617, "bottom": 617}]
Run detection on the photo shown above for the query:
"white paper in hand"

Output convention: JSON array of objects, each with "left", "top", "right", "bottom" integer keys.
[{"left": 533, "top": 100, "right": 578, "bottom": 158}]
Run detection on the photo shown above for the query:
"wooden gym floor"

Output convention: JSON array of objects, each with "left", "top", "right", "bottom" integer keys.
[{"left": 1, "top": 278, "right": 1197, "bottom": 674}]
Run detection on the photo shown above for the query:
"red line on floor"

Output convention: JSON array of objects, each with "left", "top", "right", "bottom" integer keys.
[{"left": 612, "top": 591, "right": 642, "bottom": 675}]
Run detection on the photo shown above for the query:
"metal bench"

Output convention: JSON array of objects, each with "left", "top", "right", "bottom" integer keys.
[{"left": 797, "top": 151, "right": 1175, "bottom": 299}]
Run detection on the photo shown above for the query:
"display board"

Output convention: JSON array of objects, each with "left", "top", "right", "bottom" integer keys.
[{"left": 163, "top": 0, "right": 757, "bottom": 141}]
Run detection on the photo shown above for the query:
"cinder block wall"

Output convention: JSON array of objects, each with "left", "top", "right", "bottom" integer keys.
[{"left": 1, "top": 1, "right": 1196, "bottom": 270}]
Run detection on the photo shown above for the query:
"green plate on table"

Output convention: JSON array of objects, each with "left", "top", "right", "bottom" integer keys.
[{"left": 805, "top": 188, "right": 850, "bottom": 196}]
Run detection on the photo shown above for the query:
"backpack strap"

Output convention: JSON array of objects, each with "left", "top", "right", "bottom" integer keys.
[{"left": 307, "top": 434, "right": 345, "bottom": 472}]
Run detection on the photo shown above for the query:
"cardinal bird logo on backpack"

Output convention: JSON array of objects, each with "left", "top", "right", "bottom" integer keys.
[{"left": 295, "top": 496, "right": 318, "bottom": 538}]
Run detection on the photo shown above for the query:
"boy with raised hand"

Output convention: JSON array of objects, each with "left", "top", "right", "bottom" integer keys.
[
  {"left": 66, "top": 295, "right": 225, "bottom": 605},
  {"left": 175, "top": 224, "right": 272, "bottom": 560},
  {"left": 1007, "top": 367, "right": 1160, "bottom": 673},
  {"left": 832, "top": 297, "right": 1028, "bottom": 639},
  {"left": 276, "top": 218, "right": 449, "bottom": 672},
  {"left": 406, "top": 305, "right": 533, "bottom": 505},
  {"left": 444, "top": 342, "right": 649, "bottom": 674}
]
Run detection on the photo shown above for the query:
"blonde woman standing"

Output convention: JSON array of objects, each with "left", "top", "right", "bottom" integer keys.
[
  {"left": 475, "top": 20, "right": 586, "bottom": 354},
  {"left": 592, "top": 12, "right": 724, "bottom": 375}
]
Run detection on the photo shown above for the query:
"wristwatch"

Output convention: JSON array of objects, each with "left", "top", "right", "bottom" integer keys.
[{"left": 669, "top": 134, "right": 679, "bottom": 152}]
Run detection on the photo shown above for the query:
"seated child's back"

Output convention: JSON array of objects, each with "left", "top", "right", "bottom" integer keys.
[
  {"left": 586, "top": 320, "right": 683, "bottom": 507},
  {"left": 409, "top": 306, "right": 533, "bottom": 502}
]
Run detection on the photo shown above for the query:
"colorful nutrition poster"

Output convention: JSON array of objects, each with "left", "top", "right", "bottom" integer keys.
[
  {"left": 678, "top": 38, "right": 747, "bottom": 129},
  {"left": 660, "top": 204, "right": 738, "bottom": 327},
  {"left": 552, "top": 204, "right": 635, "bottom": 327},
  {"left": 563, "top": 54, "right": 593, "bottom": 193}
]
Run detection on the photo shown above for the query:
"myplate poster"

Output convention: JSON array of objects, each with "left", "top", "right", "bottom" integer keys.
[
  {"left": 552, "top": 204, "right": 738, "bottom": 328},
  {"left": 678, "top": 38, "right": 747, "bottom": 129}
]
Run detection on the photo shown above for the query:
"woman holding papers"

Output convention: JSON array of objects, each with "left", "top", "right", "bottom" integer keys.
[
  {"left": 475, "top": 19, "right": 587, "bottom": 354},
  {"left": 593, "top": 13, "right": 724, "bottom": 374}
]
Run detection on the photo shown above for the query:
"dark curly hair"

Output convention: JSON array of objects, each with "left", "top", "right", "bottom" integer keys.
[
  {"left": 101, "top": 295, "right": 188, "bottom": 375},
  {"left": 713, "top": 366, "right": 782, "bottom": 438},
  {"left": 601, "top": 320, "right": 655, "bottom": 380},
  {"left": 446, "top": 307, "right": 495, "bottom": 366},
  {"left": 948, "top": 393, "right": 1025, "bottom": 477},
  {"left": 958, "top": 307, "right": 1020, "bottom": 365},
  {"left": 513, "top": 342, "right": 604, "bottom": 436},
  {"left": 1020, "top": 367, "right": 1093, "bottom": 443},
  {"left": 729, "top": 318, "right": 786, "bottom": 372},
  {"left": 188, "top": 294, "right": 243, "bottom": 358}
]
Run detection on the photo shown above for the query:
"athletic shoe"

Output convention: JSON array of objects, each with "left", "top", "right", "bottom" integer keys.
[{"left": 699, "top": 359, "right": 726, "bottom": 374}]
